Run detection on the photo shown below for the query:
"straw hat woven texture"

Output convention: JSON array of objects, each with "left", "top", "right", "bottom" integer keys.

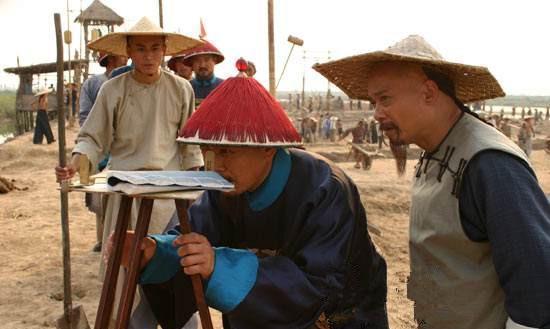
[
  {"left": 87, "top": 17, "right": 203, "bottom": 56},
  {"left": 313, "top": 35, "right": 504, "bottom": 103}
]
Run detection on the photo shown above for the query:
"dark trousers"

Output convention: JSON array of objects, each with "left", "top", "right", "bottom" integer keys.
[
  {"left": 33, "top": 110, "right": 54, "bottom": 144},
  {"left": 142, "top": 271, "right": 197, "bottom": 329},
  {"left": 143, "top": 271, "right": 389, "bottom": 329}
]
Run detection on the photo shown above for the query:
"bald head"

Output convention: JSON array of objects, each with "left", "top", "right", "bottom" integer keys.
[{"left": 368, "top": 61, "right": 462, "bottom": 169}]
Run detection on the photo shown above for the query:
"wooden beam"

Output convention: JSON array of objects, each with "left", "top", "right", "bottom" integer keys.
[{"left": 268, "top": 0, "right": 275, "bottom": 96}]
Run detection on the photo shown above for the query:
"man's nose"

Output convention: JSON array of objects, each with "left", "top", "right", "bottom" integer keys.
[{"left": 373, "top": 105, "right": 385, "bottom": 122}]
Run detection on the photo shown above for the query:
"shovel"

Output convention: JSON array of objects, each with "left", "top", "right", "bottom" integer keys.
[{"left": 53, "top": 13, "right": 90, "bottom": 329}]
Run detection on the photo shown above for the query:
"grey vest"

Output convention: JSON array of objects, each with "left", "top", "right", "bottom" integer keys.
[{"left": 408, "top": 113, "right": 530, "bottom": 329}]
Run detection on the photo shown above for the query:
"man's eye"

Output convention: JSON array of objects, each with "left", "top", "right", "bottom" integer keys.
[{"left": 380, "top": 96, "right": 390, "bottom": 104}]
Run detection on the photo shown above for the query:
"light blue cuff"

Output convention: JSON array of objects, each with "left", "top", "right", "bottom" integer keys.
[
  {"left": 139, "top": 234, "right": 180, "bottom": 284},
  {"left": 205, "top": 247, "right": 258, "bottom": 313}
]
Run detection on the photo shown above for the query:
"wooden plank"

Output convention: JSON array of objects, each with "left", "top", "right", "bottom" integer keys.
[{"left": 350, "top": 143, "right": 375, "bottom": 157}]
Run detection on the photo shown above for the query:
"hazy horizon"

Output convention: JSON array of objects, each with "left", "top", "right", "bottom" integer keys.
[{"left": 2, "top": 0, "right": 550, "bottom": 96}]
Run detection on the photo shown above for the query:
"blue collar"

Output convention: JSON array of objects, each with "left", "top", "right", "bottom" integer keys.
[
  {"left": 246, "top": 148, "right": 291, "bottom": 211},
  {"left": 194, "top": 75, "right": 217, "bottom": 87}
]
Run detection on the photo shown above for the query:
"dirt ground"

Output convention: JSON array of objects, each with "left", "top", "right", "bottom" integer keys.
[{"left": 0, "top": 123, "right": 548, "bottom": 329}]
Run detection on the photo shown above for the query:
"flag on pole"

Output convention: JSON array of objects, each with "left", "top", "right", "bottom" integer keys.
[{"left": 199, "top": 18, "right": 207, "bottom": 40}]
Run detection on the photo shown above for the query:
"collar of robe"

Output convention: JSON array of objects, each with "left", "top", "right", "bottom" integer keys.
[
  {"left": 246, "top": 148, "right": 291, "bottom": 211},
  {"left": 194, "top": 74, "right": 218, "bottom": 87}
]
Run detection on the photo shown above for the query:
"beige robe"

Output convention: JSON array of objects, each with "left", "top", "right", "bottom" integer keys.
[{"left": 73, "top": 69, "right": 203, "bottom": 323}]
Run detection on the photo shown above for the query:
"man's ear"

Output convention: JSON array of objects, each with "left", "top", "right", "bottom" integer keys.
[
  {"left": 423, "top": 80, "right": 439, "bottom": 105},
  {"left": 264, "top": 148, "right": 277, "bottom": 158}
]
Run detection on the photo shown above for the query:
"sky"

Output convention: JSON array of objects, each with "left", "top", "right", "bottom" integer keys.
[{"left": 1, "top": 0, "right": 550, "bottom": 95}]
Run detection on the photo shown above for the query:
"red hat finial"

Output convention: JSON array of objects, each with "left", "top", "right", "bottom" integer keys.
[
  {"left": 236, "top": 58, "right": 248, "bottom": 71},
  {"left": 236, "top": 58, "right": 248, "bottom": 76}
]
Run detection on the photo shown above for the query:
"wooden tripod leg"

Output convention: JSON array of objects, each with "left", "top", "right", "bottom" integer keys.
[
  {"left": 175, "top": 199, "right": 214, "bottom": 329},
  {"left": 115, "top": 198, "right": 155, "bottom": 329},
  {"left": 95, "top": 195, "right": 133, "bottom": 329}
]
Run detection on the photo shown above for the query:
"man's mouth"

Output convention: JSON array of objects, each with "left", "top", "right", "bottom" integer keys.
[{"left": 380, "top": 122, "right": 398, "bottom": 131}]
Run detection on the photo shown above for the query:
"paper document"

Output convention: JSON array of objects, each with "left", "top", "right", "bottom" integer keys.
[{"left": 105, "top": 171, "right": 234, "bottom": 195}]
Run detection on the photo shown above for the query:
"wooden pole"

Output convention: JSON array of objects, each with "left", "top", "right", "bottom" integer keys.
[
  {"left": 83, "top": 23, "right": 89, "bottom": 80},
  {"left": 94, "top": 197, "right": 133, "bottom": 329},
  {"left": 175, "top": 200, "right": 214, "bottom": 329},
  {"left": 158, "top": 0, "right": 166, "bottom": 68},
  {"left": 268, "top": 0, "right": 276, "bottom": 96},
  {"left": 55, "top": 11, "right": 73, "bottom": 324},
  {"left": 158, "top": 0, "right": 164, "bottom": 28},
  {"left": 116, "top": 199, "right": 155, "bottom": 329},
  {"left": 301, "top": 50, "right": 306, "bottom": 107}
]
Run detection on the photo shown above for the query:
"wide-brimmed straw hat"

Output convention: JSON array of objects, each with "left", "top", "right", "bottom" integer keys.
[
  {"left": 34, "top": 88, "right": 53, "bottom": 97},
  {"left": 87, "top": 17, "right": 203, "bottom": 57},
  {"left": 313, "top": 35, "right": 504, "bottom": 103},
  {"left": 178, "top": 59, "right": 301, "bottom": 147}
]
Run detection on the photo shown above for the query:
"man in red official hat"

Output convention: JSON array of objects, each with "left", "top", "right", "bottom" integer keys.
[
  {"left": 167, "top": 51, "right": 193, "bottom": 80},
  {"left": 118, "top": 60, "right": 389, "bottom": 329},
  {"left": 184, "top": 40, "right": 225, "bottom": 101}
]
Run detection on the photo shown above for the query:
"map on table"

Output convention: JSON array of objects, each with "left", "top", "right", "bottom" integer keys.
[{"left": 106, "top": 171, "right": 234, "bottom": 195}]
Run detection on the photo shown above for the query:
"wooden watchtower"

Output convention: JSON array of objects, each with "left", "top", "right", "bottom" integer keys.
[
  {"left": 4, "top": 60, "right": 88, "bottom": 135},
  {"left": 75, "top": 0, "right": 124, "bottom": 79}
]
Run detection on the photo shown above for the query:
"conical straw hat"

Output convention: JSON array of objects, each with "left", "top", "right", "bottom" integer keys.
[
  {"left": 34, "top": 88, "right": 53, "bottom": 97},
  {"left": 178, "top": 59, "right": 302, "bottom": 147},
  {"left": 313, "top": 35, "right": 504, "bottom": 103},
  {"left": 87, "top": 17, "right": 203, "bottom": 56}
]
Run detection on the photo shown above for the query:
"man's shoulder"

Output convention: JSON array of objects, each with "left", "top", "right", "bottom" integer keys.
[
  {"left": 288, "top": 149, "right": 342, "bottom": 185},
  {"left": 162, "top": 70, "right": 193, "bottom": 91},
  {"left": 83, "top": 73, "right": 106, "bottom": 87}
]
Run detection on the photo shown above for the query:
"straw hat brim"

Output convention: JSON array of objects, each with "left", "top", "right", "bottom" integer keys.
[
  {"left": 87, "top": 32, "right": 204, "bottom": 57},
  {"left": 177, "top": 136, "right": 303, "bottom": 148},
  {"left": 183, "top": 52, "right": 224, "bottom": 66},
  {"left": 312, "top": 51, "right": 505, "bottom": 103},
  {"left": 35, "top": 88, "right": 53, "bottom": 97}
]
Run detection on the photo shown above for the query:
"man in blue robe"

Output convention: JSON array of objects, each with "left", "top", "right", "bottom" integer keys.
[
  {"left": 118, "top": 62, "right": 388, "bottom": 329},
  {"left": 183, "top": 41, "right": 225, "bottom": 101}
]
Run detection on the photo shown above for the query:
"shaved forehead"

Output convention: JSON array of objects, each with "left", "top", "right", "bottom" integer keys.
[{"left": 366, "top": 62, "right": 427, "bottom": 99}]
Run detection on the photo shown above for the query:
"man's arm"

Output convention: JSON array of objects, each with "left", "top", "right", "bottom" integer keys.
[
  {"left": 178, "top": 81, "right": 204, "bottom": 170},
  {"left": 459, "top": 150, "right": 550, "bottom": 328},
  {"left": 73, "top": 85, "right": 115, "bottom": 169},
  {"left": 78, "top": 79, "right": 93, "bottom": 127}
]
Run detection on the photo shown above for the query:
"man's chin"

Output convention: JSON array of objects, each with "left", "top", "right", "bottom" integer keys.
[{"left": 390, "top": 141, "right": 408, "bottom": 177}]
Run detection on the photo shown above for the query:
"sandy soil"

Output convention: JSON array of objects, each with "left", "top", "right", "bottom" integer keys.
[{"left": 0, "top": 123, "right": 548, "bottom": 329}]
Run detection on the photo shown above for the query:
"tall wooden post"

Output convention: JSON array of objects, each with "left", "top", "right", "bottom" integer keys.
[
  {"left": 301, "top": 50, "right": 306, "bottom": 106},
  {"left": 159, "top": 0, "right": 166, "bottom": 68},
  {"left": 158, "top": 0, "right": 164, "bottom": 28},
  {"left": 83, "top": 23, "right": 89, "bottom": 80},
  {"left": 268, "top": 0, "right": 276, "bottom": 96}
]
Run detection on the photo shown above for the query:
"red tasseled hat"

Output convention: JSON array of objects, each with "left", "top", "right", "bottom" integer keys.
[
  {"left": 183, "top": 40, "right": 224, "bottom": 66},
  {"left": 178, "top": 59, "right": 302, "bottom": 147},
  {"left": 167, "top": 50, "right": 189, "bottom": 71}
]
